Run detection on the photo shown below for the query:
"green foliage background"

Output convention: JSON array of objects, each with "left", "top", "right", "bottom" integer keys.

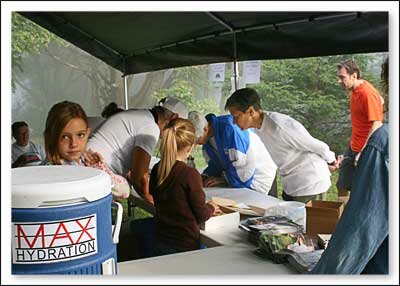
[
  {"left": 12, "top": 13, "right": 388, "bottom": 220},
  {"left": 12, "top": 13, "right": 66, "bottom": 91},
  {"left": 147, "top": 55, "right": 386, "bottom": 209}
]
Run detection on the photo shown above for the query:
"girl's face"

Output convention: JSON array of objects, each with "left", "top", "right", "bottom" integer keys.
[{"left": 58, "top": 118, "right": 90, "bottom": 163}]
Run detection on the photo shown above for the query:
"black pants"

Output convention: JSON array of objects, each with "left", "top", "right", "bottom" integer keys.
[
  {"left": 282, "top": 191, "right": 325, "bottom": 204},
  {"left": 268, "top": 173, "right": 278, "bottom": 198},
  {"left": 337, "top": 144, "right": 359, "bottom": 193}
]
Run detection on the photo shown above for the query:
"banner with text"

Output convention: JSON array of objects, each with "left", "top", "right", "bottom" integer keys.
[
  {"left": 243, "top": 60, "right": 261, "bottom": 84},
  {"left": 209, "top": 63, "right": 226, "bottom": 82}
]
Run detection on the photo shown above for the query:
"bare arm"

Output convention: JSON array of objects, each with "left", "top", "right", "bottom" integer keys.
[
  {"left": 12, "top": 154, "right": 40, "bottom": 168},
  {"left": 203, "top": 176, "right": 227, "bottom": 187},
  {"left": 130, "top": 146, "right": 153, "bottom": 204},
  {"left": 355, "top": 120, "right": 383, "bottom": 165},
  {"left": 365, "top": 121, "right": 383, "bottom": 148}
]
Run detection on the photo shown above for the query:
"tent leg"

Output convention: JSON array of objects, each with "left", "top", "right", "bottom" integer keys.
[
  {"left": 233, "top": 60, "right": 238, "bottom": 91},
  {"left": 123, "top": 75, "right": 128, "bottom": 110},
  {"left": 233, "top": 31, "right": 238, "bottom": 91}
]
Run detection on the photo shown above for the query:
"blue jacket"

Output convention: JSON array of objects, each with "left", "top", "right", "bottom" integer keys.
[
  {"left": 311, "top": 124, "right": 388, "bottom": 274},
  {"left": 203, "top": 114, "right": 255, "bottom": 189}
]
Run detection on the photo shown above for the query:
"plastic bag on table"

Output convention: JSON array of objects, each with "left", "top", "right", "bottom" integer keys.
[
  {"left": 255, "top": 229, "right": 324, "bottom": 273},
  {"left": 256, "top": 228, "right": 311, "bottom": 260}
]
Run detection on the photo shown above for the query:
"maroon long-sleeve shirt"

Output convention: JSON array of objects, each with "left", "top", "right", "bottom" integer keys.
[{"left": 149, "top": 160, "right": 214, "bottom": 251}]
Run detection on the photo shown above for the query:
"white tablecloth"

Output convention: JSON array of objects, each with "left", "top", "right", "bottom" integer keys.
[
  {"left": 130, "top": 186, "right": 281, "bottom": 216},
  {"left": 117, "top": 244, "right": 295, "bottom": 275},
  {"left": 119, "top": 186, "right": 295, "bottom": 275}
]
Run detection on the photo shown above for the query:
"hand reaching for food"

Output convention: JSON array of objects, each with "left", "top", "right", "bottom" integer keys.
[{"left": 207, "top": 200, "right": 223, "bottom": 216}]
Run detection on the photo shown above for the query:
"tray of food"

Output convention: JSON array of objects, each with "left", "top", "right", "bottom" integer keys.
[
  {"left": 239, "top": 215, "right": 304, "bottom": 244},
  {"left": 241, "top": 215, "right": 301, "bottom": 231}
]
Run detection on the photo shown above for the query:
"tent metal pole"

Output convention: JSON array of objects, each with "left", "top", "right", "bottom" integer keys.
[
  {"left": 233, "top": 60, "right": 238, "bottom": 91},
  {"left": 122, "top": 57, "right": 129, "bottom": 109},
  {"left": 205, "top": 12, "right": 239, "bottom": 91},
  {"left": 123, "top": 75, "right": 128, "bottom": 110},
  {"left": 233, "top": 33, "right": 238, "bottom": 91}
]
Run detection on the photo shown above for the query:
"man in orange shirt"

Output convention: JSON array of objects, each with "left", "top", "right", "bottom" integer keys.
[{"left": 336, "top": 60, "right": 383, "bottom": 203}]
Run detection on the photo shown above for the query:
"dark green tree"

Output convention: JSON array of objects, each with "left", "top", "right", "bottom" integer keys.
[
  {"left": 12, "top": 12, "right": 66, "bottom": 91},
  {"left": 247, "top": 54, "right": 385, "bottom": 153}
]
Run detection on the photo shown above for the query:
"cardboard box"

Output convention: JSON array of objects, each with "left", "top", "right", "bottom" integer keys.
[
  {"left": 305, "top": 200, "right": 344, "bottom": 237},
  {"left": 200, "top": 206, "right": 240, "bottom": 231}
]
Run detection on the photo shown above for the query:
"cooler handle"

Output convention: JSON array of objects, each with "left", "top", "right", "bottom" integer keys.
[{"left": 111, "top": 201, "right": 123, "bottom": 244}]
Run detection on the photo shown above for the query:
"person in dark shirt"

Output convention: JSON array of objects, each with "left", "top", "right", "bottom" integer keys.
[{"left": 150, "top": 118, "right": 220, "bottom": 255}]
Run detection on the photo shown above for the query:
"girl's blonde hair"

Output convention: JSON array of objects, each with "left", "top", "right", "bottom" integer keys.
[
  {"left": 44, "top": 101, "right": 88, "bottom": 164},
  {"left": 157, "top": 118, "right": 196, "bottom": 186}
]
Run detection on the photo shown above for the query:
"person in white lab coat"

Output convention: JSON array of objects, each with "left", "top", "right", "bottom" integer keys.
[{"left": 225, "top": 88, "right": 340, "bottom": 203}]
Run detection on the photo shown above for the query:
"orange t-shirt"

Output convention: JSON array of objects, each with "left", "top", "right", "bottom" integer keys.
[{"left": 350, "top": 80, "right": 383, "bottom": 152}]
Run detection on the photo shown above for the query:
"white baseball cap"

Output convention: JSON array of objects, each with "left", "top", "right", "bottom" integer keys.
[
  {"left": 158, "top": 97, "right": 188, "bottom": 119},
  {"left": 188, "top": 111, "right": 208, "bottom": 137}
]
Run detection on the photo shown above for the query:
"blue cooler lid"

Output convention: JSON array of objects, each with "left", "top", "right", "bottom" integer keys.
[{"left": 12, "top": 165, "right": 112, "bottom": 208}]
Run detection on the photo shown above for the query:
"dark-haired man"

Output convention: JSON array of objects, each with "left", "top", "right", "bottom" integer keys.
[
  {"left": 312, "top": 58, "right": 389, "bottom": 274},
  {"left": 12, "top": 121, "right": 46, "bottom": 168},
  {"left": 336, "top": 60, "right": 384, "bottom": 203}
]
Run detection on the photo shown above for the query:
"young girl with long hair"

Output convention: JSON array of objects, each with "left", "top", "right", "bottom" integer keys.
[
  {"left": 149, "top": 118, "right": 220, "bottom": 256},
  {"left": 43, "top": 101, "right": 130, "bottom": 199}
]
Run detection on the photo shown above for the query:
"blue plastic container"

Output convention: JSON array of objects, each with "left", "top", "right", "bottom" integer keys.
[{"left": 12, "top": 166, "right": 122, "bottom": 275}]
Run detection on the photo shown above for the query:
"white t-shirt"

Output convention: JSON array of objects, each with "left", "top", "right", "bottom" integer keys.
[
  {"left": 248, "top": 131, "right": 277, "bottom": 195},
  {"left": 87, "top": 109, "right": 160, "bottom": 175},
  {"left": 12, "top": 141, "right": 46, "bottom": 166},
  {"left": 256, "top": 111, "right": 336, "bottom": 197}
]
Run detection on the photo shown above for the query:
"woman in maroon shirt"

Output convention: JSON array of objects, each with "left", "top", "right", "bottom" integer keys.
[{"left": 150, "top": 118, "right": 220, "bottom": 256}]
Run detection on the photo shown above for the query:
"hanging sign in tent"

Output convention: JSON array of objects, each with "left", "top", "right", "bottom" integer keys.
[
  {"left": 209, "top": 63, "right": 226, "bottom": 82},
  {"left": 243, "top": 60, "right": 261, "bottom": 84}
]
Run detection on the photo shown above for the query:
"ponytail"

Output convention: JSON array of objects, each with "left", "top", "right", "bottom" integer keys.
[
  {"left": 157, "top": 118, "right": 196, "bottom": 186},
  {"left": 157, "top": 127, "right": 178, "bottom": 186}
]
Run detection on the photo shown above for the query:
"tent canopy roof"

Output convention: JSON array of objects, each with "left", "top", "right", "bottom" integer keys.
[{"left": 20, "top": 11, "right": 388, "bottom": 75}]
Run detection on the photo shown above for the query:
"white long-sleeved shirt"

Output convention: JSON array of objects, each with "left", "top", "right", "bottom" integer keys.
[
  {"left": 248, "top": 131, "right": 277, "bottom": 195},
  {"left": 255, "top": 111, "right": 335, "bottom": 197}
]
